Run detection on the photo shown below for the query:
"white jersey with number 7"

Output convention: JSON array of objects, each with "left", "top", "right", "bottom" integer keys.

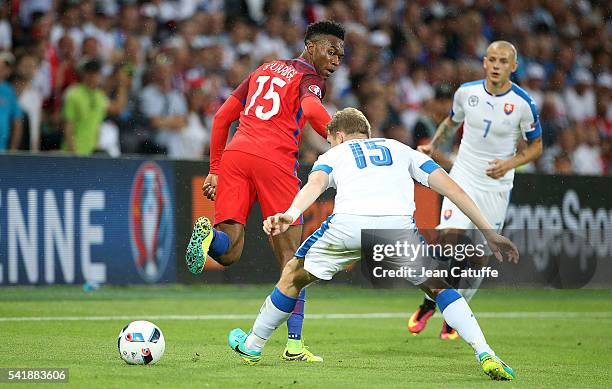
[{"left": 450, "top": 80, "right": 542, "bottom": 191}]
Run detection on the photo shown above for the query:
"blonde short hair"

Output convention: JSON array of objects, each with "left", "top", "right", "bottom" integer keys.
[
  {"left": 327, "top": 107, "right": 371, "bottom": 137},
  {"left": 487, "top": 40, "right": 518, "bottom": 62}
]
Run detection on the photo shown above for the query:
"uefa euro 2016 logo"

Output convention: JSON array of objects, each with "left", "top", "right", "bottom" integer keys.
[{"left": 129, "top": 162, "right": 173, "bottom": 283}]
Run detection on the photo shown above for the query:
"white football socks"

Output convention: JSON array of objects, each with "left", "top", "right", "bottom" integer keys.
[
  {"left": 436, "top": 289, "right": 494, "bottom": 356},
  {"left": 245, "top": 332, "right": 267, "bottom": 352},
  {"left": 247, "top": 291, "right": 295, "bottom": 352}
]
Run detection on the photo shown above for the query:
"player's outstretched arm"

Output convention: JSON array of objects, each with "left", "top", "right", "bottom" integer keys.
[
  {"left": 301, "top": 96, "right": 332, "bottom": 139},
  {"left": 418, "top": 116, "right": 462, "bottom": 155},
  {"left": 428, "top": 169, "right": 519, "bottom": 263},
  {"left": 486, "top": 137, "right": 543, "bottom": 179},
  {"left": 263, "top": 171, "right": 329, "bottom": 236}
]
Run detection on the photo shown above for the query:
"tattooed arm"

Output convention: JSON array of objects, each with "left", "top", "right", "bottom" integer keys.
[{"left": 417, "top": 116, "right": 462, "bottom": 156}]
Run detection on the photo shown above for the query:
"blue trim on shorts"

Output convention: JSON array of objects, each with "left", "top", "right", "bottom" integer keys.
[
  {"left": 435, "top": 289, "right": 462, "bottom": 312},
  {"left": 295, "top": 214, "right": 335, "bottom": 257}
]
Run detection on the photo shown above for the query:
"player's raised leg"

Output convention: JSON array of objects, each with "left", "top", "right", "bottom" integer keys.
[
  {"left": 419, "top": 277, "right": 515, "bottom": 381},
  {"left": 186, "top": 218, "right": 249, "bottom": 274},
  {"left": 228, "top": 257, "right": 319, "bottom": 365},
  {"left": 186, "top": 213, "right": 249, "bottom": 274},
  {"left": 186, "top": 151, "right": 257, "bottom": 273}
]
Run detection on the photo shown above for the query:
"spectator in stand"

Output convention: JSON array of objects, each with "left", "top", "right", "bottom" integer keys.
[
  {"left": 0, "top": 1, "right": 11, "bottom": 51},
  {"left": 181, "top": 86, "right": 209, "bottom": 160},
  {"left": 103, "top": 64, "right": 132, "bottom": 155},
  {"left": 26, "top": 16, "right": 53, "bottom": 100},
  {"left": 49, "top": 35, "right": 79, "bottom": 122},
  {"left": 116, "top": 3, "right": 141, "bottom": 50},
  {"left": 572, "top": 122, "right": 604, "bottom": 176},
  {"left": 139, "top": 56, "right": 188, "bottom": 157},
  {"left": 225, "top": 18, "right": 255, "bottom": 65},
  {"left": 361, "top": 93, "right": 400, "bottom": 138},
  {"left": 61, "top": 58, "right": 108, "bottom": 155},
  {"left": 50, "top": 0, "right": 84, "bottom": 48},
  {"left": 538, "top": 94, "right": 567, "bottom": 147},
  {"left": 0, "top": 52, "right": 23, "bottom": 151},
  {"left": 253, "top": 15, "right": 291, "bottom": 62},
  {"left": 594, "top": 73, "right": 611, "bottom": 138},
  {"left": 565, "top": 68, "right": 597, "bottom": 123},
  {"left": 553, "top": 152, "right": 573, "bottom": 175},
  {"left": 81, "top": 36, "right": 100, "bottom": 62},
  {"left": 398, "top": 63, "right": 434, "bottom": 131},
  {"left": 13, "top": 51, "right": 43, "bottom": 151},
  {"left": 546, "top": 69, "right": 569, "bottom": 119},
  {"left": 541, "top": 127, "right": 577, "bottom": 174},
  {"left": 523, "top": 63, "right": 546, "bottom": 108},
  {"left": 412, "top": 83, "right": 455, "bottom": 169},
  {"left": 413, "top": 83, "right": 453, "bottom": 147},
  {"left": 122, "top": 35, "right": 146, "bottom": 93},
  {"left": 83, "top": 7, "right": 116, "bottom": 62}
]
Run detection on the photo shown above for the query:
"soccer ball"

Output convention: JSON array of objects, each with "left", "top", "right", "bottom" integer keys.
[{"left": 118, "top": 320, "right": 165, "bottom": 365}]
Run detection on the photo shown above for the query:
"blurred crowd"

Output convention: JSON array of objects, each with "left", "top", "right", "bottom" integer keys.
[{"left": 0, "top": 0, "right": 610, "bottom": 175}]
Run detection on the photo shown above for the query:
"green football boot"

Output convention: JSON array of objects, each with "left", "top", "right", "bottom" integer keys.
[
  {"left": 185, "top": 217, "right": 213, "bottom": 274},
  {"left": 228, "top": 328, "right": 262, "bottom": 365},
  {"left": 479, "top": 352, "right": 515, "bottom": 381}
]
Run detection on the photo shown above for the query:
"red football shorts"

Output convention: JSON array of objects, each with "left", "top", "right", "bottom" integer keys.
[{"left": 214, "top": 150, "right": 303, "bottom": 226}]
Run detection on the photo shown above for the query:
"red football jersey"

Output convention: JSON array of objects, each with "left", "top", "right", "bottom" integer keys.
[{"left": 225, "top": 58, "right": 326, "bottom": 174}]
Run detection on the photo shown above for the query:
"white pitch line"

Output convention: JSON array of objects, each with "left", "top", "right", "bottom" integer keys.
[{"left": 0, "top": 312, "right": 611, "bottom": 322}]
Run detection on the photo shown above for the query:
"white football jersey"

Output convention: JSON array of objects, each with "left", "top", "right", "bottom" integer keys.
[
  {"left": 450, "top": 80, "right": 542, "bottom": 191},
  {"left": 311, "top": 138, "right": 440, "bottom": 216}
]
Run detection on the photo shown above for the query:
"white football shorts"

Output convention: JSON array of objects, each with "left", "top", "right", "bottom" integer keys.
[
  {"left": 438, "top": 178, "right": 510, "bottom": 232},
  {"left": 295, "top": 214, "right": 435, "bottom": 285}
]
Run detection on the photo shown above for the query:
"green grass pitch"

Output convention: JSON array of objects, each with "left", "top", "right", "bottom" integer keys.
[{"left": 1, "top": 285, "right": 611, "bottom": 388}]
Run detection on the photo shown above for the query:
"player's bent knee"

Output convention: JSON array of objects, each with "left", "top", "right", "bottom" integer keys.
[
  {"left": 280, "top": 258, "right": 301, "bottom": 281},
  {"left": 215, "top": 248, "right": 242, "bottom": 266},
  {"left": 213, "top": 223, "right": 245, "bottom": 267},
  {"left": 214, "top": 239, "right": 243, "bottom": 266},
  {"left": 215, "top": 255, "right": 238, "bottom": 267},
  {"left": 278, "top": 258, "right": 311, "bottom": 293}
]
